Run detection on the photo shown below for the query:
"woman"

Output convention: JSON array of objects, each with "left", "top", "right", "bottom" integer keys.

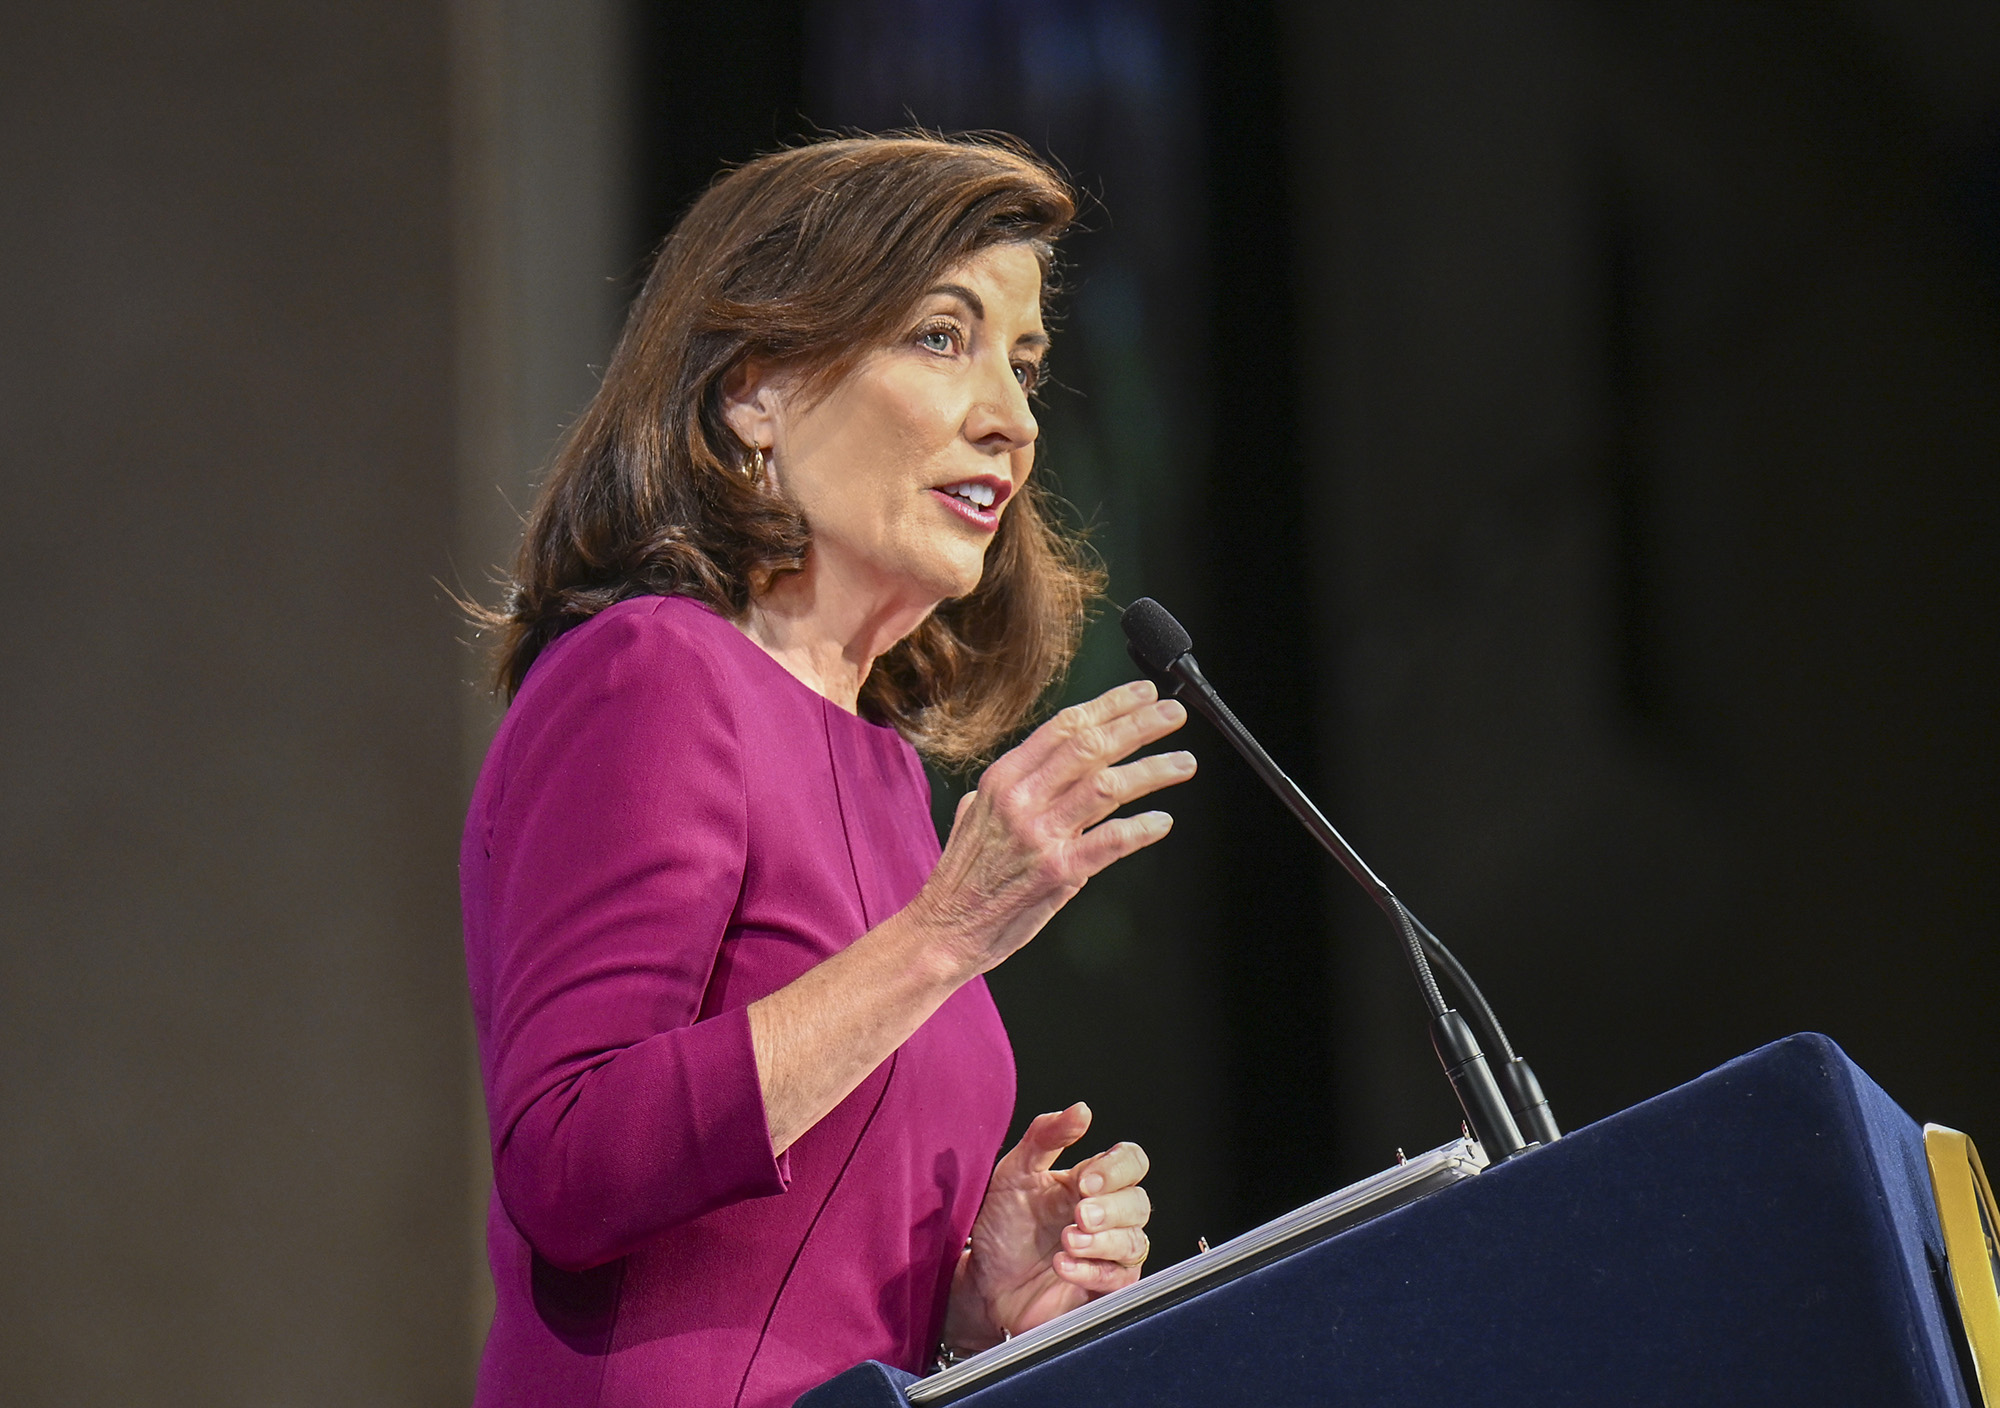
[{"left": 462, "top": 134, "right": 1195, "bottom": 1408}]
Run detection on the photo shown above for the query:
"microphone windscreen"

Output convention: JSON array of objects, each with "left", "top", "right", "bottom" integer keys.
[{"left": 1120, "top": 598, "right": 1194, "bottom": 674}]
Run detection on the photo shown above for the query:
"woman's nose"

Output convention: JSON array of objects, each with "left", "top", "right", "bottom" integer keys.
[{"left": 967, "top": 359, "right": 1039, "bottom": 451}]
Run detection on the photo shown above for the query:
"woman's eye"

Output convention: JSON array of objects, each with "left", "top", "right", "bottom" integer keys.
[
  {"left": 919, "top": 328, "right": 956, "bottom": 354},
  {"left": 1013, "top": 361, "right": 1042, "bottom": 393}
]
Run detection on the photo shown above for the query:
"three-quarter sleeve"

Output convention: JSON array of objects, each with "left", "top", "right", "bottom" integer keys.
[{"left": 477, "top": 609, "right": 788, "bottom": 1272}]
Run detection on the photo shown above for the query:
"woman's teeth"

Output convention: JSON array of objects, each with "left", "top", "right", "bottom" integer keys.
[{"left": 943, "top": 482, "right": 997, "bottom": 509}]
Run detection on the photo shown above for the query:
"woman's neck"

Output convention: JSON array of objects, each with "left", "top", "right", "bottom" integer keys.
[{"left": 736, "top": 557, "right": 937, "bottom": 713}]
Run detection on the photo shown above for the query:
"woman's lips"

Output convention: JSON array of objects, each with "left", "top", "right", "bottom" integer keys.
[{"left": 929, "top": 486, "right": 1001, "bottom": 531}]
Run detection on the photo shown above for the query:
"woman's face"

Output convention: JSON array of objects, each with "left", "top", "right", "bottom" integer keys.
[{"left": 737, "top": 242, "right": 1048, "bottom": 610}]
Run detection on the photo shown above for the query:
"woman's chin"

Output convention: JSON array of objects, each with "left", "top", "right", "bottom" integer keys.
[
  {"left": 937, "top": 559, "right": 990, "bottom": 602},
  {"left": 904, "top": 547, "right": 989, "bottom": 603}
]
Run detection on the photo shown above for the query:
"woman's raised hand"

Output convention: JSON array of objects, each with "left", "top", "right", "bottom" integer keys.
[
  {"left": 747, "top": 680, "right": 1189, "bottom": 1158},
  {"left": 944, "top": 1102, "right": 1151, "bottom": 1348},
  {"left": 911, "top": 680, "right": 1194, "bottom": 977}
]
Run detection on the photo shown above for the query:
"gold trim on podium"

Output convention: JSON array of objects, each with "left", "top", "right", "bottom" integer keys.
[{"left": 1926, "top": 1124, "right": 2000, "bottom": 1406}]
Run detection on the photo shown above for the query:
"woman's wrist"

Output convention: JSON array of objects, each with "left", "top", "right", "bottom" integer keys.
[
  {"left": 940, "top": 1243, "right": 1004, "bottom": 1355},
  {"left": 892, "top": 886, "right": 989, "bottom": 989}
]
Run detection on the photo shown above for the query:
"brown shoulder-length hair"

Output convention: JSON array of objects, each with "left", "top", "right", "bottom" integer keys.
[{"left": 481, "top": 133, "right": 1101, "bottom": 764}]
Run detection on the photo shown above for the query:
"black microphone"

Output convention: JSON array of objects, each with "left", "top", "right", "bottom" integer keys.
[{"left": 1122, "top": 597, "right": 1556, "bottom": 1159}]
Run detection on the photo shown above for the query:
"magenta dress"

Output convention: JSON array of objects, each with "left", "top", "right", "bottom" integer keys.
[{"left": 460, "top": 595, "right": 1016, "bottom": 1408}]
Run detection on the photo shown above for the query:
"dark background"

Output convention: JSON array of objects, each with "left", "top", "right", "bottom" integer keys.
[{"left": 4, "top": 1, "right": 1995, "bottom": 1402}]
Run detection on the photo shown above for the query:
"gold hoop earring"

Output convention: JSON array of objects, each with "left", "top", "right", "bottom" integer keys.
[{"left": 744, "top": 445, "right": 766, "bottom": 485}]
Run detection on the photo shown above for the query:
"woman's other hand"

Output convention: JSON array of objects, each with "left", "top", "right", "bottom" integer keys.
[
  {"left": 944, "top": 1103, "right": 1150, "bottom": 1349},
  {"left": 912, "top": 679, "right": 1194, "bottom": 979}
]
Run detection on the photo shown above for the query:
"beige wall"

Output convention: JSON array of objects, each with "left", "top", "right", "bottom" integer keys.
[{"left": 0, "top": 3, "right": 625, "bottom": 1402}]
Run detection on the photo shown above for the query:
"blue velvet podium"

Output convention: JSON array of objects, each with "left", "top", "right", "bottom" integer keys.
[{"left": 800, "top": 1034, "right": 1979, "bottom": 1407}]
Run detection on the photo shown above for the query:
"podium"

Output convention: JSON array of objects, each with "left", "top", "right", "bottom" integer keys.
[{"left": 801, "top": 1034, "right": 1986, "bottom": 1407}]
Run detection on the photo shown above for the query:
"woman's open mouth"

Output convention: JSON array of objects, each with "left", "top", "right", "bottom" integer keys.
[{"left": 930, "top": 478, "right": 1008, "bottom": 530}]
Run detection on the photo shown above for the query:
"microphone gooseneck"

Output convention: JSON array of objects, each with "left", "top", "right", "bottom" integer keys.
[
  {"left": 1407, "top": 910, "right": 1562, "bottom": 1147},
  {"left": 1120, "top": 597, "right": 1557, "bottom": 1160}
]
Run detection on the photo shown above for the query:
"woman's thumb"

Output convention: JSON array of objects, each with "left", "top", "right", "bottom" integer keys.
[{"left": 1015, "top": 1101, "right": 1091, "bottom": 1174}]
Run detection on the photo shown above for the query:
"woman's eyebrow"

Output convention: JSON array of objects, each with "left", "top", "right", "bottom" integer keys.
[{"left": 924, "top": 283, "right": 985, "bottom": 318}]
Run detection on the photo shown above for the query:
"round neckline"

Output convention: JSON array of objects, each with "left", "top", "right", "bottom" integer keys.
[{"left": 664, "top": 596, "right": 903, "bottom": 738}]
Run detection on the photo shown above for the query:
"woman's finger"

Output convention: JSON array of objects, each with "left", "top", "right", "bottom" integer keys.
[
  {"left": 1036, "top": 697, "right": 1188, "bottom": 790},
  {"left": 985, "top": 681, "right": 1159, "bottom": 790},
  {"left": 999, "top": 1103, "right": 1092, "bottom": 1177},
  {"left": 1071, "top": 1141, "right": 1150, "bottom": 1198},
  {"left": 1062, "top": 1223, "right": 1149, "bottom": 1267},
  {"left": 1046, "top": 751, "right": 1196, "bottom": 834},
  {"left": 1075, "top": 1184, "right": 1151, "bottom": 1234},
  {"left": 983, "top": 692, "right": 1186, "bottom": 824},
  {"left": 1068, "top": 811, "right": 1175, "bottom": 879},
  {"left": 1053, "top": 1253, "right": 1143, "bottom": 1292}
]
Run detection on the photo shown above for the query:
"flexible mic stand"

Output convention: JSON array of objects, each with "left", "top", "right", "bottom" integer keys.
[{"left": 1121, "top": 597, "right": 1557, "bottom": 1161}]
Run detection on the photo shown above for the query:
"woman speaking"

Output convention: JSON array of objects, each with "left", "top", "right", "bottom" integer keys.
[{"left": 461, "top": 134, "right": 1195, "bottom": 1408}]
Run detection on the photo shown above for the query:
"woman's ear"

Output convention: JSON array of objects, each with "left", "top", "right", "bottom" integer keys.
[{"left": 720, "top": 358, "right": 784, "bottom": 453}]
